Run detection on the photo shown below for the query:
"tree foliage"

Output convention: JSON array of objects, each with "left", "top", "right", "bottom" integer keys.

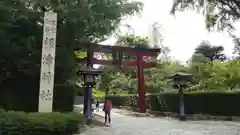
[
  {"left": 0, "top": 0, "right": 142, "bottom": 86},
  {"left": 0, "top": 0, "right": 143, "bottom": 110},
  {"left": 98, "top": 37, "right": 240, "bottom": 94},
  {"left": 171, "top": 0, "right": 240, "bottom": 31},
  {"left": 170, "top": 0, "right": 240, "bottom": 58},
  {"left": 188, "top": 45, "right": 240, "bottom": 91},
  {"left": 170, "top": 0, "right": 240, "bottom": 91},
  {"left": 98, "top": 35, "right": 182, "bottom": 94},
  {"left": 192, "top": 40, "right": 226, "bottom": 62}
]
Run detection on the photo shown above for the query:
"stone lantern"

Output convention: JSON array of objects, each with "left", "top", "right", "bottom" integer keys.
[
  {"left": 77, "top": 66, "right": 102, "bottom": 124},
  {"left": 169, "top": 72, "right": 192, "bottom": 121}
]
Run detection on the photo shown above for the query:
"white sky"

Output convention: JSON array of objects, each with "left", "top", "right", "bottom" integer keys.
[{"left": 101, "top": 0, "right": 240, "bottom": 62}]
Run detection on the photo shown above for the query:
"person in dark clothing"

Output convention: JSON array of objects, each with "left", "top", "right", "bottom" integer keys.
[
  {"left": 91, "top": 98, "right": 95, "bottom": 113},
  {"left": 95, "top": 100, "right": 100, "bottom": 112}
]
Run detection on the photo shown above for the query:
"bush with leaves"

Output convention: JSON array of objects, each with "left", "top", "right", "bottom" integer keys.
[
  {"left": 0, "top": 110, "right": 83, "bottom": 135},
  {"left": 107, "top": 92, "right": 240, "bottom": 116}
]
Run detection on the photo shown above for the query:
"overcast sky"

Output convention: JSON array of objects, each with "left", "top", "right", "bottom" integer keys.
[{"left": 101, "top": 0, "right": 240, "bottom": 62}]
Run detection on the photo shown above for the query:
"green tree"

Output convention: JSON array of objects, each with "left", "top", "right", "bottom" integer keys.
[
  {"left": 0, "top": 0, "right": 143, "bottom": 83},
  {"left": 116, "top": 35, "right": 149, "bottom": 60},
  {"left": 224, "top": 59, "right": 240, "bottom": 90},
  {"left": 230, "top": 33, "right": 240, "bottom": 56},
  {"left": 117, "top": 35, "right": 148, "bottom": 48},
  {"left": 207, "top": 60, "right": 227, "bottom": 90},
  {"left": 188, "top": 41, "right": 228, "bottom": 91},
  {"left": 171, "top": 0, "right": 240, "bottom": 58},
  {"left": 193, "top": 41, "right": 226, "bottom": 61},
  {"left": 0, "top": 0, "right": 143, "bottom": 111},
  {"left": 145, "top": 60, "right": 185, "bottom": 93},
  {"left": 190, "top": 53, "right": 210, "bottom": 64},
  {"left": 115, "top": 35, "right": 150, "bottom": 91},
  {"left": 171, "top": 0, "right": 240, "bottom": 31},
  {"left": 98, "top": 66, "right": 117, "bottom": 96},
  {"left": 204, "top": 60, "right": 240, "bottom": 91}
]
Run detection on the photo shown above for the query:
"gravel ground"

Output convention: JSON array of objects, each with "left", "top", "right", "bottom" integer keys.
[{"left": 80, "top": 109, "right": 240, "bottom": 135}]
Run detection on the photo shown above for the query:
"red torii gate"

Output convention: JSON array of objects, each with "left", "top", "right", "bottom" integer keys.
[{"left": 77, "top": 43, "right": 160, "bottom": 113}]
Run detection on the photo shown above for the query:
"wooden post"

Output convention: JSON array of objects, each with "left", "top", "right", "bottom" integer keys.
[{"left": 137, "top": 53, "right": 146, "bottom": 113}]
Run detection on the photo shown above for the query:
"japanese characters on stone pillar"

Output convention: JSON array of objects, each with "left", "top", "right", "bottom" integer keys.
[{"left": 38, "top": 12, "right": 57, "bottom": 112}]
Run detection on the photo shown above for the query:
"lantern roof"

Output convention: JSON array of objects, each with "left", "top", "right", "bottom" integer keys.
[
  {"left": 168, "top": 72, "right": 193, "bottom": 80},
  {"left": 77, "top": 66, "right": 102, "bottom": 76}
]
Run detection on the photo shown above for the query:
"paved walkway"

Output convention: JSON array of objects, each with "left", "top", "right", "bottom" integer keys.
[{"left": 81, "top": 109, "right": 240, "bottom": 135}]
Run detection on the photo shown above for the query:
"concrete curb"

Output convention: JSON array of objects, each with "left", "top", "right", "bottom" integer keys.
[
  {"left": 185, "top": 114, "right": 240, "bottom": 121},
  {"left": 118, "top": 108, "right": 240, "bottom": 121},
  {"left": 93, "top": 113, "right": 104, "bottom": 120},
  {"left": 73, "top": 105, "right": 106, "bottom": 127},
  {"left": 114, "top": 109, "right": 153, "bottom": 117},
  {"left": 124, "top": 112, "right": 153, "bottom": 117},
  {"left": 92, "top": 113, "right": 106, "bottom": 124},
  {"left": 132, "top": 113, "right": 152, "bottom": 117},
  {"left": 151, "top": 112, "right": 240, "bottom": 121}
]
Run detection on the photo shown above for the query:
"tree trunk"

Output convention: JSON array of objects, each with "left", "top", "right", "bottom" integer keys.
[{"left": 105, "top": 85, "right": 109, "bottom": 100}]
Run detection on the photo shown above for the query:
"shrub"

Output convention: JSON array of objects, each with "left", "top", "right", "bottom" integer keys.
[
  {"left": 148, "top": 93, "right": 178, "bottom": 112},
  {"left": 0, "top": 83, "right": 75, "bottom": 112},
  {"left": 149, "top": 92, "right": 240, "bottom": 116},
  {"left": 53, "top": 84, "right": 76, "bottom": 112},
  {"left": 0, "top": 110, "right": 83, "bottom": 135},
  {"left": 107, "top": 95, "right": 139, "bottom": 108},
  {"left": 109, "top": 92, "right": 240, "bottom": 116}
]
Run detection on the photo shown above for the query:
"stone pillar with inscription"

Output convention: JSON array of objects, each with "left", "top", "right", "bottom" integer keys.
[{"left": 38, "top": 12, "right": 57, "bottom": 112}]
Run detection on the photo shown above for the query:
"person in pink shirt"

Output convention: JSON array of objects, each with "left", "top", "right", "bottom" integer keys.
[{"left": 103, "top": 97, "right": 112, "bottom": 124}]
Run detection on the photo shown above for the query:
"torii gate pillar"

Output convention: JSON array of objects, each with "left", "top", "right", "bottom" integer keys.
[{"left": 137, "top": 54, "right": 146, "bottom": 113}]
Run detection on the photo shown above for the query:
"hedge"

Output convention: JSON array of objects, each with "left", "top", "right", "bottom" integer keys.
[
  {"left": 0, "top": 109, "right": 83, "bottom": 135},
  {"left": 53, "top": 84, "right": 76, "bottom": 112},
  {"left": 107, "top": 95, "right": 140, "bottom": 108},
  {"left": 0, "top": 82, "right": 76, "bottom": 112},
  {"left": 108, "top": 92, "right": 240, "bottom": 116}
]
